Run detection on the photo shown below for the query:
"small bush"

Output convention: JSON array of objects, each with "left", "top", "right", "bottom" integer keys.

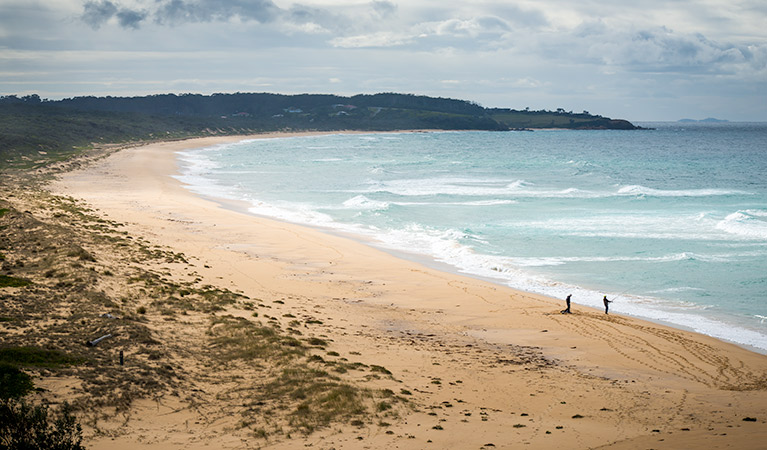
[
  {"left": 376, "top": 402, "right": 392, "bottom": 412},
  {"left": 0, "top": 347, "right": 82, "bottom": 368},
  {"left": 0, "top": 364, "right": 34, "bottom": 399},
  {"left": 306, "top": 337, "right": 328, "bottom": 347},
  {"left": 370, "top": 365, "right": 391, "bottom": 375},
  {"left": 0, "top": 275, "right": 31, "bottom": 288},
  {"left": 0, "top": 399, "right": 85, "bottom": 450}
]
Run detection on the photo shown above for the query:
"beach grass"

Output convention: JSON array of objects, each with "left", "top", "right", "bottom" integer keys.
[
  {"left": 0, "top": 163, "right": 408, "bottom": 442},
  {"left": 0, "top": 347, "right": 83, "bottom": 368}
]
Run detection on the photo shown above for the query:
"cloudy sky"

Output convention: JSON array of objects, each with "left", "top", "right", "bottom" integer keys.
[{"left": 1, "top": 0, "right": 765, "bottom": 121}]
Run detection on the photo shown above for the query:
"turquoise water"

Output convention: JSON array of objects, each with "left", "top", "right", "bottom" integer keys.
[{"left": 175, "top": 123, "right": 767, "bottom": 352}]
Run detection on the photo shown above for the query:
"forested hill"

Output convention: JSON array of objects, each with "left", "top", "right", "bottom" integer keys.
[
  {"left": 3, "top": 92, "right": 638, "bottom": 131},
  {"left": 1, "top": 92, "right": 640, "bottom": 167}
]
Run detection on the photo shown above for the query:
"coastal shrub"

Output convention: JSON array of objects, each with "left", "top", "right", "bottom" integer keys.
[
  {"left": 370, "top": 365, "right": 392, "bottom": 375},
  {"left": 0, "top": 399, "right": 85, "bottom": 450},
  {"left": 0, "top": 275, "right": 31, "bottom": 288},
  {"left": 306, "top": 337, "right": 327, "bottom": 347},
  {"left": 290, "top": 383, "right": 366, "bottom": 432},
  {"left": 208, "top": 315, "right": 305, "bottom": 363},
  {"left": 0, "top": 347, "right": 82, "bottom": 368},
  {"left": 244, "top": 366, "right": 371, "bottom": 433},
  {"left": 0, "top": 364, "right": 34, "bottom": 399}
]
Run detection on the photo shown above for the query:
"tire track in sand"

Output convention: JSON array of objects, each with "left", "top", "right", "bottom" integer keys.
[{"left": 548, "top": 312, "right": 767, "bottom": 390}]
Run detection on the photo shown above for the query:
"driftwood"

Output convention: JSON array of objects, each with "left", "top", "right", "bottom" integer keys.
[{"left": 86, "top": 333, "right": 112, "bottom": 347}]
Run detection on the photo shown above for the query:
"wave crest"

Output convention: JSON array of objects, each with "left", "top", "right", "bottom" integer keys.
[
  {"left": 617, "top": 185, "right": 750, "bottom": 198},
  {"left": 342, "top": 195, "right": 391, "bottom": 211},
  {"left": 716, "top": 209, "right": 767, "bottom": 239}
]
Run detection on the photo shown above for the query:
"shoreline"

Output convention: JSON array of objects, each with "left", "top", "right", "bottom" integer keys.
[
  {"left": 174, "top": 131, "right": 767, "bottom": 355},
  {"left": 50, "top": 132, "right": 767, "bottom": 449},
  {"left": 207, "top": 190, "right": 767, "bottom": 353}
]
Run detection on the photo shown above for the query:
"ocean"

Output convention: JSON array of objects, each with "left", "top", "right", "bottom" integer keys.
[{"left": 174, "top": 123, "right": 767, "bottom": 352}]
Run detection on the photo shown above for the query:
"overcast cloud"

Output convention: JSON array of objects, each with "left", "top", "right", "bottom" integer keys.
[{"left": 1, "top": 0, "right": 765, "bottom": 120}]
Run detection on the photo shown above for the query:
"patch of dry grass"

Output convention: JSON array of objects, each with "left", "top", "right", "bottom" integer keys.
[{"left": 1, "top": 184, "right": 410, "bottom": 441}]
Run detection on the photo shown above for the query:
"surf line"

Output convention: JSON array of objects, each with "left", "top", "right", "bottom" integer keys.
[{"left": 604, "top": 285, "right": 643, "bottom": 310}]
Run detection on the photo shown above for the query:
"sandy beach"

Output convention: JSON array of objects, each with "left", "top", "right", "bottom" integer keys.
[{"left": 48, "top": 133, "right": 767, "bottom": 449}]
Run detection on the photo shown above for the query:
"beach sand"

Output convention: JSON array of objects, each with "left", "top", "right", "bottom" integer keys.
[{"left": 50, "top": 133, "right": 767, "bottom": 449}]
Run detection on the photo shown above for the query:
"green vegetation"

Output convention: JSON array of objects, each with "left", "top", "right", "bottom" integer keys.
[
  {"left": 262, "top": 368, "right": 367, "bottom": 433},
  {"left": 0, "top": 400, "right": 85, "bottom": 450},
  {"left": 0, "top": 275, "right": 31, "bottom": 288},
  {"left": 208, "top": 315, "right": 305, "bottom": 363},
  {"left": 0, "top": 102, "right": 237, "bottom": 169},
  {"left": 0, "top": 347, "right": 83, "bottom": 369},
  {"left": 0, "top": 345, "right": 85, "bottom": 449},
  {"left": 0, "top": 174, "right": 411, "bottom": 445},
  {"left": 0, "top": 364, "right": 34, "bottom": 399},
  {"left": 488, "top": 108, "right": 638, "bottom": 130},
  {"left": 209, "top": 314, "right": 403, "bottom": 437},
  {"left": 1, "top": 92, "right": 640, "bottom": 168}
]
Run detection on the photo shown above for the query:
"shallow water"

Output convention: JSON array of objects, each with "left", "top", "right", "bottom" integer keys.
[{"left": 175, "top": 123, "right": 767, "bottom": 352}]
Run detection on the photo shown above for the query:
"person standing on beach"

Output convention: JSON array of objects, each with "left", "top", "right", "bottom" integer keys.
[
  {"left": 603, "top": 295, "right": 612, "bottom": 314},
  {"left": 563, "top": 294, "right": 572, "bottom": 314}
]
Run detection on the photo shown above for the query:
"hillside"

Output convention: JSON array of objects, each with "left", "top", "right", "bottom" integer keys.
[{"left": 1, "top": 92, "right": 640, "bottom": 167}]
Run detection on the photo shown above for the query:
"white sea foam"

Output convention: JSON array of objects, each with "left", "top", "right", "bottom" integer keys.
[
  {"left": 505, "top": 214, "right": 736, "bottom": 241},
  {"left": 173, "top": 151, "right": 240, "bottom": 201},
  {"left": 507, "top": 179, "right": 530, "bottom": 189},
  {"left": 647, "top": 286, "right": 707, "bottom": 294},
  {"left": 357, "top": 178, "right": 752, "bottom": 200},
  {"left": 460, "top": 199, "right": 517, "bottom": 206},
  {"left": 617, "top": 185, "right": 751, "bottom": 197},
  {"left": 341, "top": 195, "right": 391, "bottom": 211},
  {"left": 246, "top": 200, "right": 347, "bottom": 231},
  {"left": 392, "top": 199, "right": 517, "bottom": 207},
  {"left": 508, "top": 253, "right": 708, "bottom": 267},
  {"left": 363, "top": 223, "right": 767, "bottom": 350},
  {"left": 175, "top": 150, "right": 222, "bottom": 174},
  {"left": 336, "top": 196, "right": 517, "bottom": 210},
  {"left": 716, "top": 209, "right": 767, "bottom": 240}
]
